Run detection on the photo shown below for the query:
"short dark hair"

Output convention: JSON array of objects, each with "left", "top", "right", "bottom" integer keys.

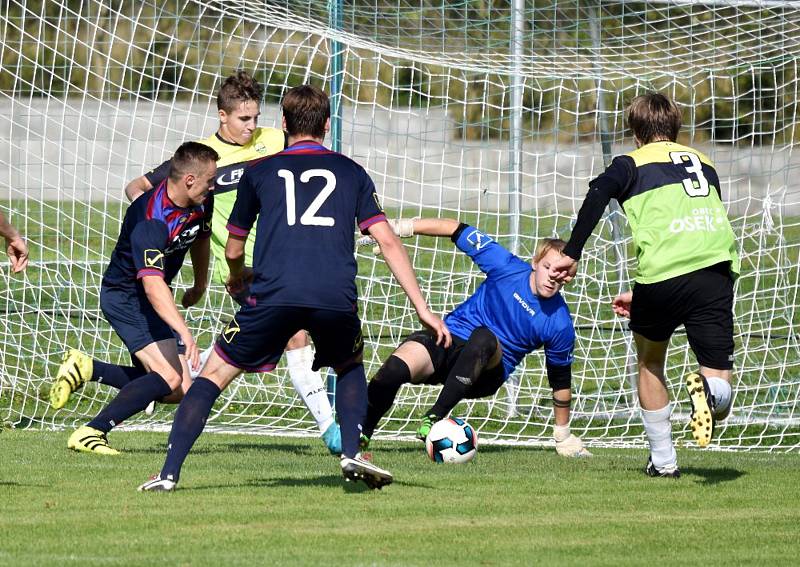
[
  {"left": 168, "top": 141, "right": 219, "bottom": 182},
  {"left": 627, "top": 93, "right": 682, "bottom": 144},
  {"left": 217, "top": 71, "right": 263, "bottom": 113},
  {"left": 281, "top": 84, "right": 330, "bottom": 139}
]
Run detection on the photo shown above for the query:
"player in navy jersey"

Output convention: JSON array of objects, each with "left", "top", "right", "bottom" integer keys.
[
  {"left": 55, "top": 142, "right": 217, "bottom": 454},
  {"left": 138, "top": 84, "right": 450, "bottom": 492},
  {"left": 118, "top": 71, "right": 340, "bottom": 454},
  {"left": 360, "top": 217, "right": 591, "bottom": 458}
]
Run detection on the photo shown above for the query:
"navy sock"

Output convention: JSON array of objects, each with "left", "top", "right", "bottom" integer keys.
[
  {"left": 335, "top": 364, "right": 368, "bottom": 458},
  {"left": 160, "top": 377, "right": 221, "bottom": 483},
  {"left": 91, "top": 360, "right": 146, "bottom": 390},
  {"left": 87, "top": 372, "right": 173, "bottom": 433}
]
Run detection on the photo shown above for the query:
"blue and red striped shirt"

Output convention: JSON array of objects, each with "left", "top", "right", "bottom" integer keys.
[
  {"left": 102, "top": 181, "right": 213, "bottom": 291},
  {"left": 227, "top": 141, "right": 385, "bottom": 311}
]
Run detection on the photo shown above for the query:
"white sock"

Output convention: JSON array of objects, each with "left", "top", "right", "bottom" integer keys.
[
  {"left": 640, "top": 404, "right": 677, "bottom": 469},
  {"left": 189, "top": 345, "right": 214, "bottom": 381},
  {"left": 705, "top": 376, "right": 733, "bottom": 416},
  {"left": 286, "top": 346, "right": 335, "bottom": 433}
]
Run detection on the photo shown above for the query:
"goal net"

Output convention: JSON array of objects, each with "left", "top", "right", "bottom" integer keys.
[{"left": 1, "top": 0, "right": 798, "bottom": 450}]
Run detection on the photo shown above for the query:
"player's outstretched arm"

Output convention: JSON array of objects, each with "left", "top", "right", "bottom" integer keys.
[
  {"left": 124, "top": 175, "right": 153, "bottom": 203},
  {"left": 369, "top": 220, "right": 451, "bottom": 347},
  {"left": 181, "top": 236, "right": 209, "bottom": 308},
  {"left": 0, "top": 212, "right": 28, "bottom": 273},
  {"left": 141, "top": 275, "right": 199, "bottom": 370}
]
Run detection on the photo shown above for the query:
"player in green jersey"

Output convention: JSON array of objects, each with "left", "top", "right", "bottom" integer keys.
[{"left": 552, "top": 93, "right": 737, "bottom": 477}]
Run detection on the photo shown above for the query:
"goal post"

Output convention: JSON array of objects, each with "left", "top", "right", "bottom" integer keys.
[{"left": 1, "top": 0, "right": 798, "bottom": 450}]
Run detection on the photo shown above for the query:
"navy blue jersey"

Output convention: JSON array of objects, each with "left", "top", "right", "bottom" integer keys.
[
  {"left": 227, "top": 141, "right": 386, "bottom": 311},
  {"left": 444, "top": 226, "right": 575, "bottom": 378},
  {"left": 102, "top": 181, "right": 212, "bottom": 291}
]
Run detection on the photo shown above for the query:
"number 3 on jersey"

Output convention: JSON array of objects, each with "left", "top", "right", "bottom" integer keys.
[
  {"left": 669, "top": 151, "right": 710, "bottom": 197},
  {"left": 278, "top": 169, "right": 336, "bottom": 226}
]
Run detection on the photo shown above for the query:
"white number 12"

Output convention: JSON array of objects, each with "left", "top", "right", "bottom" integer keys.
[{"left": 278, "top": 169, "right": 336, "bottom": 226}]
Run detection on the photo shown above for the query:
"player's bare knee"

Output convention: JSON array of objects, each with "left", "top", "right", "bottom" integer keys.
[{"left": 286, "top": 330, "right": 309, "bottom": 351}]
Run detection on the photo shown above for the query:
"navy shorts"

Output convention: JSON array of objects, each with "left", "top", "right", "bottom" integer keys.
[
  {"left": 404, "top": 329, "right": 506, "bottom": 398},
  {"left": 214, "top": 304, "right": 364, "bottom": 373},
  {"left": 629, "top": 262, "right": 735, "bottom": 369},
  {"left": 100, "top": 286, "right": 186, "bottom": 357}
]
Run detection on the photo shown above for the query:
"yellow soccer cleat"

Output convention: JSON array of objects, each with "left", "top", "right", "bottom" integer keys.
[
  {"left": 67, "top": 425, "right": 120, "bottom": 455},
  {"left": 50, "top": 349, "right": 93, "bottom": 409},
  {"left": 685, "top": 372, "right": 714, "bottom": 448}
]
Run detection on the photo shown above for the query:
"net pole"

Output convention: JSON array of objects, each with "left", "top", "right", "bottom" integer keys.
[
  {"left": 508, "top": 0, "right": 524, "bottom": 255},
  {"left": 590, "top": 3, "right": 638, "bottom": 404},
  {"left": 328, "top": 0, "right": 343, "bottom": 153},
  {"left": 504, "top": 0, "right": 526, "bottom": 418}
]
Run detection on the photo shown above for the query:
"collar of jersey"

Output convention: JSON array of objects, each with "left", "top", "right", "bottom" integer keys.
[
  {"left": 215, "top": 131, "right": 244, "bottom": 147},
  {"left": 285, "top": 140, "right": 327, "bottom": 152}
]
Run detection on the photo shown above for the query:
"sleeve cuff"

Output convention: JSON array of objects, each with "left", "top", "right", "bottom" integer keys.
[
  {"left": 226, "top": 223, "right": 250, "bottom": 238},
  {"left": 358, "top": 213, "right": 387, "bottom": 234},
  {"left": 137, "top": 268, "right": 165, "bottom": 279}
]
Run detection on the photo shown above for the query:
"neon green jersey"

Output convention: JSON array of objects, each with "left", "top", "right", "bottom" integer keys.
[
  {"left": 622, "top": 142, "right": 739, "bottom": 283},
  {"left": 563, "top": 141, "right": 739, "bottom": 284}
]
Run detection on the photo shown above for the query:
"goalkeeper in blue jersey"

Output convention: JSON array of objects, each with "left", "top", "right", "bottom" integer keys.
[{"left": 361, "top": 218, "right": 590, "bottom": 458}]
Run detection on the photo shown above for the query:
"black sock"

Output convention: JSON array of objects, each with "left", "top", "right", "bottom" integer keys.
[
  {"left": 87, "top": 372, "right": 173, "bottom": 433},
  {"left": 430, "top": 327, "right": 498, "bottom": 418},
  {"left": 363, "top": 356, "right": 411, "bottom": 439},
  {"left": 91, "top": 360, "right": 146, "bottom": 389},
  {"left": 335, "top": 364, "right": 368, "bottom": 458},
  {"left": 160, "top": 377, "right": 221, "bottom": 483}
]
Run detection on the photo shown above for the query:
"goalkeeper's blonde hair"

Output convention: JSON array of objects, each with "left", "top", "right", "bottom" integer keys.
[{"left": 533, "top": 238, "right": 567, "bottom": 263}]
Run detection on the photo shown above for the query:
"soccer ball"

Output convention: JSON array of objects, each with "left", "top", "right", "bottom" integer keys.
[{"left": 425, "top": 417, "right": 477, "bottom": 464}]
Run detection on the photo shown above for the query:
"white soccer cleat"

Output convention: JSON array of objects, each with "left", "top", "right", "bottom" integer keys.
[
  {"left": 340, "top": 453, "right": 393, "bottom": 490},
  {"left": 137, "top": 475, "right": 176, "bottom": 492},
  {"left": 189, "top": 345, "right": 214, "bottom": 380},
  {"left": 144, "top": 401, "right": 156, "bottom": 415},
  {"left": 555, "top": 433, "right": 592, "bottom": 458}
]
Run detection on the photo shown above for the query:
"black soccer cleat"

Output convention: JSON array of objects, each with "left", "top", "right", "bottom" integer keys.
[
  {"left": 644, "top": 457, "right": 681, "bottom": 478},
  {"left": 340, "top": 453, "right": 393, "bottom": 490}
]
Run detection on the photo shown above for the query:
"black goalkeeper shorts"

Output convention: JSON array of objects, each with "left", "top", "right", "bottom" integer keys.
[{"left": 629, "top": 262, "right": 735, "bottom": 370}]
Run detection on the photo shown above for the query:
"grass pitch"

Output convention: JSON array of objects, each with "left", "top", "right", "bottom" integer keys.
[{"left": 1, "top": 429, "right": 799, "bottom": 566}]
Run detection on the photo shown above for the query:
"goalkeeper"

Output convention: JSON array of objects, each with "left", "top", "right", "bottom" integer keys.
[
  {"left": 52, "top": 71, "right": 341, "bottom": 454},
  {"left": 361, "top": 218, "right": 590, "bottom": 458}
]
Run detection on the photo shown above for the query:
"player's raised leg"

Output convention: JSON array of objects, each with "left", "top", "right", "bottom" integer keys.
[{"left": 50, "top": 349, "right": 147, "bottom": 409}]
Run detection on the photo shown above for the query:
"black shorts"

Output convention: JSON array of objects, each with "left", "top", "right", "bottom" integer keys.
[
  {"left": 404, "top": 329, "right": 506, "bottom": 398},
  {"left": 629, "top": 262, "right": 734, "bottom": 369},
  {"left": 214, "top": 304, "right": 364, "bottom": 373},
  {"left": 100, "top": 286, "right": 186, "bottom": 357}
]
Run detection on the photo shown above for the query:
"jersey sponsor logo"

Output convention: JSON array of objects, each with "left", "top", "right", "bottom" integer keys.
[
  {"left": 513, "top": 292, "right": 536, "bottom": 317},
  {"left": 254, "top": 142, "right": 267, "bottom": 154},
  {"left": 165, "top": 225, "right": 201, "bottom": 254},
  {"left": 144, "top": 249, "right": 165, "bottom": 271},
  {"left": 465, "top": 229, "right": 493, "bottom": 250},
  {"left": 668, "top": 207, "right": 728, "bottom": 234},
  {"left": 222, "top": 316, "right": 241, "bottom": 343},
  {"left": 216, "top": 167, "right": 244, "bottom": 186}
]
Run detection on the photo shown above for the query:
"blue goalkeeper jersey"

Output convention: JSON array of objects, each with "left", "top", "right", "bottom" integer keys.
[
  {"left": 444, "top": 226, "right": 575, "bottom": 379},
  {"left": 226, "top": 141, "right": 386, "bottom": 312}
]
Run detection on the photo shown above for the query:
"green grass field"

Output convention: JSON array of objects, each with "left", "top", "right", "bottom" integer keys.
[{"left": 2, "top": 430, "right": 800, "bottom": 566}]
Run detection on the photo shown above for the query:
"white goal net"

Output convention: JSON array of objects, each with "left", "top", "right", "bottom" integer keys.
[{"left": 1, "top": 0, "right": 798, "bottom": 450}]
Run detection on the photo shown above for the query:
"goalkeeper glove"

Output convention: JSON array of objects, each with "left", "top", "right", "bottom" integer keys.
[{"left": 554, "top": 424, "right": 592, "bottom": 457}]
